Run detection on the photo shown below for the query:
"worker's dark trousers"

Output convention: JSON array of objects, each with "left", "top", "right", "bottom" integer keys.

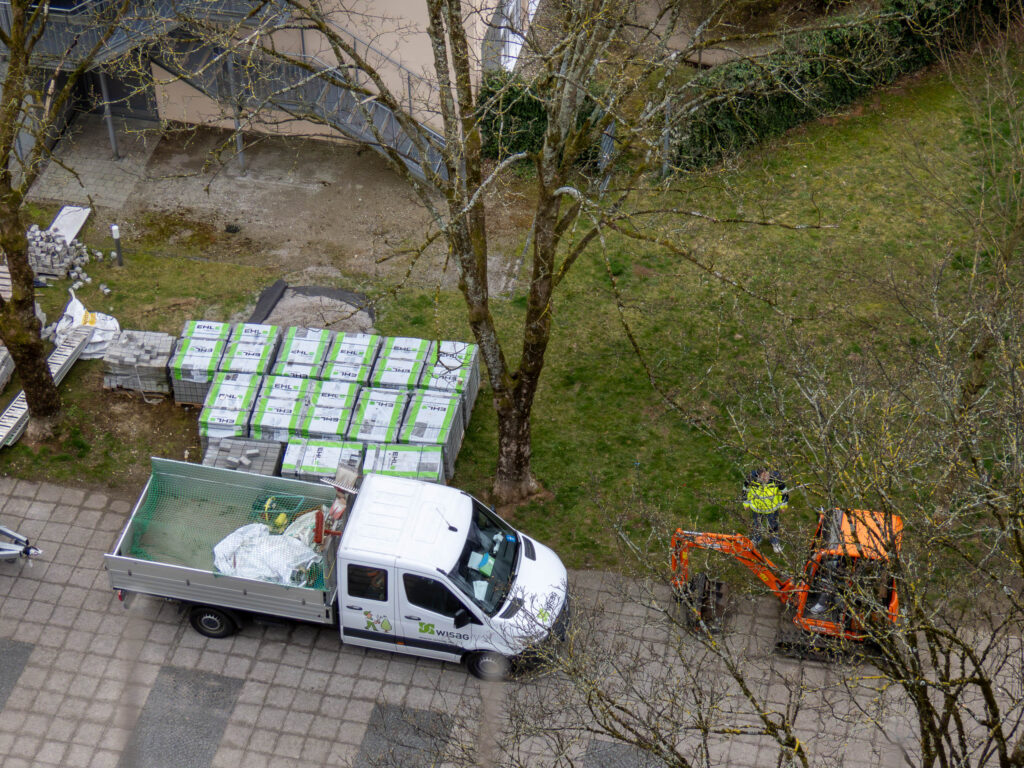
[{"left": 751, "top": 511, "right": 780, "bottom": 546}]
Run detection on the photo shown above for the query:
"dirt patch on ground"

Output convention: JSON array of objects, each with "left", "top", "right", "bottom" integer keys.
[{"left": 121, "top": 126, "right": 528, "bottom": 291}]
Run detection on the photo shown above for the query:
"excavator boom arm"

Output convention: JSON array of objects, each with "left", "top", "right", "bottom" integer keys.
[{"left": 671, "top": 529, "right": 798, "bottom": 606}]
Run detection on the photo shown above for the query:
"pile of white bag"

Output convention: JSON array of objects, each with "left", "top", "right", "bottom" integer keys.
[
  {"left": 212, "top": 511, "right": 322, "bottom": 586},
  {"left": 51, "top": 290, "right": 120, "bottom": 360}
]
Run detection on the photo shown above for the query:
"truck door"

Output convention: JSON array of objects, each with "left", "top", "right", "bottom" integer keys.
[
  {"left": 340, "top": 563, "right": 398, "bottom": 653},
  {"left": 397, "top": 572, "right": 483, "bottom": 661}
]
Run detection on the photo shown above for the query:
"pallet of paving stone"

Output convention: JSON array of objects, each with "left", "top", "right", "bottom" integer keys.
[
  {"left": 322, "top": 332, "right": 381, "bottom": 374},
  {"left": 319, "top": 360, "right": 373, "bottom": 386},
  {"left": 298, "top": 404, "right": 354, "bottom": 442},
  {"left": 169, "top": 336, "right": 226, "bottom": 405},
  {"left": 363, "top": 443, "right": 446, "bottom": 484},
  {"left": 282, "top": 439, "right": 365, "bottom": 484},
  {"left": 25, "top": 222, "right": 91, "bottom": 279},
  {"left": 249, "top": 395, "right": 307, "bottom": 442},
  {"left": 202, "top": 437, "right": 284, "bottom": 476},
  {"left": 198, "top": 406, "right": 252, "bottom": 452},
  {"left": 218, "top": 338, "right": 278, "bottom": 376},
  {"left": 368, "top": 354, "right": 425, "bottom": 391},
  {"left": 380, "top": 336, "right": 434, "bottom": 362},
  {"left": 203, "top": 372, "right": 261, "bottom": 411},
  {"left": 259, "top": 374, "right": 315, "bottom": 405},
  {"left": 271, "top": 326, "right": 332, "bottom": 378},
  {"left": 0, "top": 326, "right": 93, "bottom": 447},
  {"left": 346, "top": 388, "right": 409, "bottom": 445},
  {"left": 231, "top": 323, "right": 281, "bottom": 346},
  {"left": 398, "top": 391, "right": 464, "bottom": 481},
  {"left": 309, "top": 379, "right": 360, "bottom": 411},
  {"left": 180, "top": 320, "right": 232, "bottom": 341},
  {"left": 421, "top": 341, "right": 480, "bottom": 428},
  {"left": 102, "top": 330, "right": 175, "bottom": 394}
]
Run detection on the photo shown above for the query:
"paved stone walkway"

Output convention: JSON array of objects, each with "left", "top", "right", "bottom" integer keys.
[
  {"left": 28, "top": 115, "right": 161, "bottom": 211},
  {"left": 0, "top": 477, "right": 928, "bottom": 768}
]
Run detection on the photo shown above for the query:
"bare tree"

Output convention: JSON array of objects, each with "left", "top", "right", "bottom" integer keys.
[{"left": 0, "top": 0, "right": 141, "bottom": 427}]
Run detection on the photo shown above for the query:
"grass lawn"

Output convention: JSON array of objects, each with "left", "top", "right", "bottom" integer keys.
[{"left": 0, "top": 64, "right": 978, "bottom": 568}]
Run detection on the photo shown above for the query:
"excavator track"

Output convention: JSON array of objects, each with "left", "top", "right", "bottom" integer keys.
[{"left": 676, "top": 572, "right": 730, "bottom": 631}]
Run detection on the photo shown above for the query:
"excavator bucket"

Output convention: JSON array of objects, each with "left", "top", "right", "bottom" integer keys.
[{"left": 677, "top": 573, "right": 729, "bottom": 630}]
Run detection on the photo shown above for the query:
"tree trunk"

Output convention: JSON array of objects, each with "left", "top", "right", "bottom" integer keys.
[
  {"left": 494, "top": 401, "right": 539, "bottom": 502},
  {"left": 0, "top": 200, "right": 60, "bottom": 418}
]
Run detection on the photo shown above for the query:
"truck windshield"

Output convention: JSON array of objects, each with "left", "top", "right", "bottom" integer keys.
[{"left": 448, "top": 500, "right": 519, "bottom": 616}]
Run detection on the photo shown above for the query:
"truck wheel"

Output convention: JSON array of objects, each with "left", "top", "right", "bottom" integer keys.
[
  {"left": 188, "top": 606, "right": 239, "bottom": 639},
  {"left": 465, "top": 651, "right": 510, "bottom": 681}
]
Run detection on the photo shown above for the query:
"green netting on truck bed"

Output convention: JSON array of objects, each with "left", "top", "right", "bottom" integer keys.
[{"left": 126, "top": 459, "right": 337, "bottom": 591}]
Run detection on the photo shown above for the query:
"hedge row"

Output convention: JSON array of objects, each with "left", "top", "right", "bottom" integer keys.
[{"left": 477, "top": 0, "right": 996, "bottom": 167}]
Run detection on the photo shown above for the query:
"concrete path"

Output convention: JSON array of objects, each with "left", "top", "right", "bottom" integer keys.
[{"left": 0, "top": 477, "right": 926, "bottom": 768}]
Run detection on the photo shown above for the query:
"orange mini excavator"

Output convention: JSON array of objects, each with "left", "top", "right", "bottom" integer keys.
[{"left": 670, "top": 508, "right": 903, "bottom": 652}]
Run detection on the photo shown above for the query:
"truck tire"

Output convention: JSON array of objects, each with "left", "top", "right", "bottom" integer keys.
[
  {"left": 188, "top": 605, "right": 240, "bottom": 639},
  {"left": 465, "top": 651, "right": 510, "bottom": 681}
]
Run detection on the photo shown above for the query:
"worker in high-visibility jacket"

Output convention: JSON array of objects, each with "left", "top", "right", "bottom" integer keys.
[{"left": 743, "top": 469, "right": 788, "bottom": 553}]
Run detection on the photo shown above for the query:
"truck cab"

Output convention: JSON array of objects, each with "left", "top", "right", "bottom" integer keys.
[{"left": 336, "top": 474, "right": 569, "bottom": 678}]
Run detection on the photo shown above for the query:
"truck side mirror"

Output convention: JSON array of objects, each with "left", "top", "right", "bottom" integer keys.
[{"left": 454, "top": 608, "right": 471, "bottom": 629}]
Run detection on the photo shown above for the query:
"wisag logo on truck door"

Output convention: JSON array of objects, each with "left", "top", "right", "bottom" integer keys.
[{"left": 418, "top": 622, "right": 469, "bottom": 642}]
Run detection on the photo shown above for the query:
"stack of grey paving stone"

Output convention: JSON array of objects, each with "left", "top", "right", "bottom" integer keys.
[
  {"left": 270, "top": 326, "right": 332, "bottom": 378},
  {"left": 421, "top": 341, "right": 480, "bottom": 428},
  {"left": 202, "top": 437, "right": 284, "bottom": 475},
  {"left": 169, "top": 321, "right": 230, "bottom": 404},
  {"left": 25, "top": 224, "right": 90, "bottom": 279},
  {"left": 398, "top": 391, "right": 465, "bottom": 481},
  {"left": 281, "top": 439, "right": 365, "bottom": 483},
  {"left": 198, "top": 372, "right": 261, "bottom": 450},
  {"left": 347, "top": 387, "right": 409, "bottom": 445},
  {"left": 321, "top": 332, "right": 380, "bottom": 385},
  {"left": 219, "top": 323, "right": 281, "bottom": 376},
  {"left": 362, "top": 443, "right": 446, "bottom": 484},
  {"left": 102, "top": 330, "right": 175, "bottom": 394},
  {"left": 0, "top": 345, "right": 15, "bottom": 394}
]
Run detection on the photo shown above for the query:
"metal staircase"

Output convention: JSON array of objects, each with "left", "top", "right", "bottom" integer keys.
[{"left": 155, "top": 31, "right": 448, "bottom": 183}]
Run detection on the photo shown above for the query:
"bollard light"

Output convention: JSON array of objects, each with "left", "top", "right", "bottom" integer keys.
[{"left": 111, "top": 224, "right": 123, "bottom": 267}]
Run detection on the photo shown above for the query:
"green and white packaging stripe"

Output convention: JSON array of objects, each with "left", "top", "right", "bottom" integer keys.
[
  {"left": 380, "top": 336, "right": 434, "bottom": 362},
  {"left": 180, "top": 320, "right": 231, "bottom": 340},
  {"left": 347, "top": 388, "right": 408, "bottom": 444},
  {"left": 249, "top": 396, "right": 307, "bottom": 441},
  {"left": 311, "top": 379, "right": 360, "bottom": 410},
  {"left": 278, "top": 327, "right": 332, "bottom": 369},
  {"left": 199, "top": 407, "right": 251, "bottom": 437},
  {"left": 281, "top": 439, "right": 365, "bottom": 481},
  {"left": 399, "top": 392, "right": 464, "bottom": 479},
  {"left": 231, "top": 323, "right": 281, "bottom": 345},
  {"left": 299, "top": 405, "right": 354, "bottom": 440},
  {"left": 260, "top": 375, "right": 314, "bottom": 403},
  {"left": 369, "top": 355, "right": 424, "bottom": 390},
  {"left": 280, "top": 440, "right": 306, "bottom": 478},
  {"left": 169, "top": 338, "right": 225, "bottom": 382},
  {"left": 203, "top": 379, "right": 260, "bottom": 412},
  {"left": 219, "top": 341, "right": 277, "bottom": 375},
  {"left": 270, "top": 360, "right": 320, "bottom": 379},
  {"left": 363, "top": 443, "right": 446, "bottom": 484},
  {"left": 320, "top": 360, "right": 372, "bottom": 385},
  {"left": 326, "top": 333, "right": 381, "bottom": 368}
]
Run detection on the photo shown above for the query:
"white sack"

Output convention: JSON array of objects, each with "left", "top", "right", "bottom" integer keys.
[
  {"left": 213, "top": 523, "right": 322, "bottom": 586},
  {"left": 54, "top": 289, "right": 120, "bottom": 359}
]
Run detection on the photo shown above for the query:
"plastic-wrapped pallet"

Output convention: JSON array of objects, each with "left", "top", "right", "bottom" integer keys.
[
  {"left": 322, "top": 332, "right": 381, "bottom": 374},
  {"left": 271, "top": 326, "right": 332, "bottom": 378},
  {"left": 0, "top": 345, "right": 14, "bottom": 393},
  {"left": 347, "top": 388, "right": 408, "bottom": 445},
  {"left": 399, "top": 392, "right": 464, "bottom": 480},
  {"left": 202, "top": 437, "right": 284, "bottom": 476},
  {"left": 421, "top": 341, "right": 480, "bottom": 428},
  {"left": 102, "top": 330, "right": 175, "bottom": 394},
  {"left": 319, "top": 360, "right": 373, "bottom": 386},
  {"left": 299, "top": 404, "right": 354, "bottom": 441},
  {"left": 204, "top": 372, "right": 261, "bottom": 412},
  {"left": 180, "top": 320, "right": 232, "bottom": 342},
  {"left": 287, "top": 439, "right": 365, "bottom": 484},
  {"left": 249, "top": 396, "right": 307, "bottom": 442},
  {"left": 380, "top": 336, "right": 434, "bottom": 362},
  {"left": 310, "top": 380, "right": 360, "bottom": 410},
  {"left": 231, "top": 323, "right": 281, "bottom": 346},
  {"left": 198, "top": 408, "right": 251, "bottom": 452},
  {"left": 363, "top": 443, "right": 446, "bottom": 484},
  {"left": 219, "top": 339, "right": 278, "bottom": 376},
  {"left": 368, "top": 354, "right": 424, "bottom": 390},
  {"left": 169, "top": 337, "right": 226, "bottom": 404},
  {"left": 260, "top": 375, "right": 315, "bottom": 405}
]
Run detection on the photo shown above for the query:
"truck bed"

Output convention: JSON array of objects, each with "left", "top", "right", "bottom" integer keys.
[{"left": 105, "top": 458, "right": 340, "bottom": 625}]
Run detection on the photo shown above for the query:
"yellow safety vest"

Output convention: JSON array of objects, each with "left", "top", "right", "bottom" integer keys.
[{"left": 744, "top": 482, "right": 786, "bottom": 514}]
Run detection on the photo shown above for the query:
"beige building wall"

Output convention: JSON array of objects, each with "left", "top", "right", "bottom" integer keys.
[{"left": 152, "top": 0, "right": 506, "bottom": 140}]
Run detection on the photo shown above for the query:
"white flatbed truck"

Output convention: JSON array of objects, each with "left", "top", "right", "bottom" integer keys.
[{"left": 105, "top": 459, "right": 569, "bottom": 679}]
